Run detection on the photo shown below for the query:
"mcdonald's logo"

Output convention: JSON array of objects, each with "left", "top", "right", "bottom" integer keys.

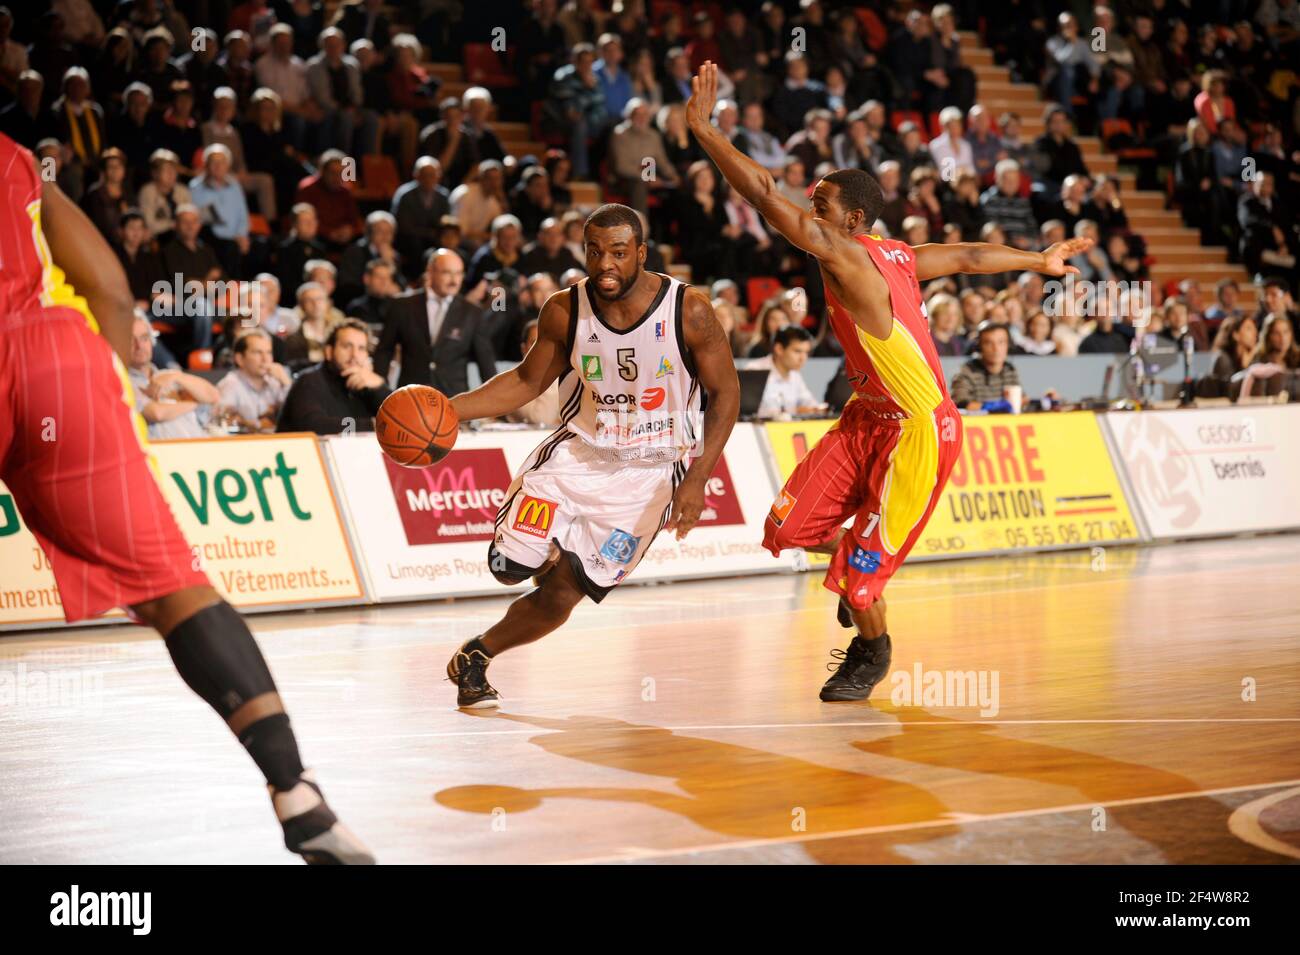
[{"left": 512, "top": 494, "right": 558, "bottom": 538}]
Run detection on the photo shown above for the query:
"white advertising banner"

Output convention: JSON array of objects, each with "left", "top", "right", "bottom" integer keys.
[
  {"left": 326, "top": 424, "right": 783, "bottom": 602},
  {"left": 1103, "top": 405, "right": 1300, "bottom": 539}
]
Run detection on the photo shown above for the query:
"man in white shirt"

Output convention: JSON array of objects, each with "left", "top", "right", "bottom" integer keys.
[
  {"left": 217, "top": 329, "right": 292, "bottom": 433},
  {"left": 746, "top": 326, "right": 826, "bottom": 417}
]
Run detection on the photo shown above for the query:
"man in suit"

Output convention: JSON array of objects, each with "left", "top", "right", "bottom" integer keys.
[{"left": 374, "top": 247, "right": 497, "bottom": 395}]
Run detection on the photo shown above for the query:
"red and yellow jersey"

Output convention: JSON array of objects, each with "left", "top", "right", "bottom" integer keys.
[
  {"left": 0, "top": 131, "right": 95, "bottom": 327},
  {"left": 824, "top": 233, "right": 950, "bottom": 420}
]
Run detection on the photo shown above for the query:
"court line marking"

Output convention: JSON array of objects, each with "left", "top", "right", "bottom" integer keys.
[
  {"left": 554, "top": 777, "right": 1300, "bottom": 865},
  {"left": 1226, "top": 785, "right": 1300, "bottom": 860},
  {"left": 290, "top": 717, "right": 1300, "bottom": 743}
]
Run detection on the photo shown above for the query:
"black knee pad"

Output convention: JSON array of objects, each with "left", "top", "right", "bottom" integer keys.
[
  {"left": 164, "top": 601, "right": 277, "bottom": 718},
  {"left": 487, "top": 543, "right": 539, "bottom": 587}
]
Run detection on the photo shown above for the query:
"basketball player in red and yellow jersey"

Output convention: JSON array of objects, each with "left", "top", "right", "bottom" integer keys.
[
  {"left": 687, "top": 63, "right": 1091, "bottom": 701},
  {"left": 0, "top": 131, "right": 372, "bottom": 862}
]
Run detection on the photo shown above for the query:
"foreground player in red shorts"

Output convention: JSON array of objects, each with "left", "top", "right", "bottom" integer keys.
[
  {"left": 687, "top": 64, "right": 1091, "bottom": 701},
  {"left": 0, "top": 132, "right": 372, "bottom": 862}
]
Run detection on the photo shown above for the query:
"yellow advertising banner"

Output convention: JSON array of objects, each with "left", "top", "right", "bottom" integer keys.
[
  {"left": 0, "top": 435, "right": 363, "bottom": 629},
  {"left": 764, "top": 412, "right": 1138, "bottom": 562}
]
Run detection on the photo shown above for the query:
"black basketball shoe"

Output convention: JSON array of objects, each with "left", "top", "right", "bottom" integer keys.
[
  {"left": 447, "top": 638, "right": 500, "bottom": 709},
  {"left": 820, "top": 634, "right": 893, "bottom": 702}
]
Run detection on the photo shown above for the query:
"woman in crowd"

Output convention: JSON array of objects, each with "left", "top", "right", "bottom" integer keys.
[
  {"left": 1205, "top": 314, "right": 1259, "bottom": 398},
  {"left": 745, "top": 301, "right": 792, "bottom": 359},
  {"left": 927, "top": 293, "right": 967, "bottom": 357},
  {"left": 1021, "top": 310, "right": 1058, "bottom": 355},
  {"left": 81, "top": 146, "right": 135, "bottom": 243}
]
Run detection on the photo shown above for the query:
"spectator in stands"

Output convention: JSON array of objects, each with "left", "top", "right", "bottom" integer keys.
[
  {"left": 942, "top": 169, "right": 987, "bottom": 242},
  {"left": 511, "top": 165, "right": 556, "bottom": 237},
  {"left": 420, "top": 97, "right": 473, "bottom": 189},
  {"left": 1253, "top": 279, "right": 1300, "bottom": 338},
  {"left": 158, "top": 80, "right": 201, "bottom": 173},
  {"left": 1043, "top": 12, "right": 1099, "bottom": 115},
  {"left": 468, "top": 214, "right": 525, "bottom": 288},
  {"left": 217, "top": 329, "right": 292, "bottom": 433},
  {"left": 306, "top": 26, "right": 376, "bottom": 157},
  {"left": 346, "top": 259, "right": 401, "bottom": 335},
  {"left": 1205, "top": 278, "right": 1244, "bottom": 328},
  {"left": 391, "top": 156, "right": 450, "bottom": 279},
  {"left": 745, "top": 300, "right": 792, "bottom": 359},
  {"left": 216, "top": 30, "right": 256, "bottom": 106},
  {"left": 1254, "top": 312, "right": 1300, "bottom": 371},
  {"left": 746, "top": 326, "right": 825, "bottom": 417},
  {"left": 250, "top": 273, "right": 298, "bottom": 339},
  {"left": 115, "top": 209, "right": 166, "bottom": 308},
  {"left": 81, "top": 146, "right": 134, "bottom": 243},
  {"left": 1193, "top": 69, "right": 1235, "bottom": 136},
  {"left": 138, "top": 148, "right": 190, "bottom": 241},
  {"left": 1084, "top": 174, "right": 1128, "bottom": 238},
  {"left": 830, "top": 105, "right": 877, "bottom": 173},
  {"left": 517, "top": 216, "right": 582, "bottom": 283},
  {"left": 1097, "top": 63, "right": 1145, "bottom": 126},
  {"left": 719, "top": 7, "right": 768, "bottom": 105},
  {"left": 927, "top": 292, "right": 966, "bottom": 357},
  {"left": 593, "top": 33, "right": 632, "bottom": 122},
  {"left": 889, "top": 9, "right": 935, "bottom": 113},
  {"left": 904, "top": 167, "right": 945, "bottom": 238},
  {"left": 201, "top": 86, "right": 275, "bottom": 222},
  {"left": 996, "top": 110, "right": 1030, "bottom": 168},
  {"left": 607, "top": 98, "right": 678, "bottom": 213},
  {"left": 274, "top": 202, "right": 325, "bottom": 293},
  {"left": 338, "top": 210, "right": 402, "bottom": 305},
  {"left": 1049, "top": 174, "right": 1089, "bottom": 233},
  {"left": 449, "top": 158, "right": 508, "bottom": 245},
  {"left": 1159, "top": 299, "right": 1210, "bottom": 352},
  {"left": 929, "top": 4, "right": 976, "bottom": 112},
  {"left": 981, "top": 160, "right": 1037, "bottom": 249},
  {"left": 1207, "top": 314, "right": 1259, "bottom": 393},
  {"left": 1078, "top": 300, "right": 1129, "bottom": 354},
  {"left": 303, "top": 259, "right": 347, "bottom": 327},
  {"left": 507, "top": 319, "right": 562, "bottom": 426},
  {"left": 50, "top": 66, "right": 104, "bottom": 191},
  {"left": 678, "top": 160, "right": 738, "bottom": 286},
  {"left": 460, "top": 85, "right": 505, "bottom": 164},
  {"left": 337, "top": 0, "right": 391, "bottom": 53},
  {"left": 1032, "top": 107, "right": 1089, "bottom": 194},
  {"left": 128, "top": 314, "right": 220, "bottom": 439},
  {"left": 1239, "top": 172, "right": 1296, "bottom": 281},
  {"left": 950, "top": 321, "right": 1022, "bottom": 410},
  {"left": 255, "top": 24, "right": 319, "bottom": 151},
  {"left": 658, "top": 102, "right": 702, "bottom": 178},
  {"left": 374, "top": 248, "right": 496, "bottom": 395},
  {"left": 242, "top": 86, "right": 309, "bottom": 219},
  {"left": 189, "top": 143, "right": 250, "bottom": 278},
  {"left": 385, "top": 34, "right": 439, "bottom": 127},
  {"left": 1212, "top": 118, "right": 1249, "bottom": 202},
  {"left": 0, "top": 70, "right": 55, "bottom": 148},
  {"left": 1021, "top": 310, "right": 1057, "bottom": 355},
  {"left": 282, "top": 280, "right": 336, "bottom": 370},
  {"left": 278, "top": 318, "right": 391, "bottom": 433},
  {"left": 785, "top": 108, "right": 835, "bottom": 178},
  {"left": 295, "top": 148, "right": 362, "bottom": 249},
  {"left": 628, "top": 46, "right": 662, "bottom": 108},
  {"left": 769, "top": 53, "right": 826, "bottom": 140},
  {"left": 133, "top": 27, "right": 183, "bottom": 106},
  {"left": 874, "top": 160, "right": 906, "bottom": 236},
  {"left": 546, "top": 42, "right": 607, "bottom": 179},
  {"left": 964, "top": 105, "right": 1001, "bottom": 183},
  {"left": 893, "top": 121, "right": 935, "bottom": 183},
  {"left": 734, "top": 101, "right": 786, "bottom": 173}
]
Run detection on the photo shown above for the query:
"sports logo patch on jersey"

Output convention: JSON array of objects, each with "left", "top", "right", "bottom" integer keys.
[
  {"left": 654, "top": 320, "right": 667, "bottom": 341},
  {"left": 849, "top": 547, "right": 882, "bottom": 574},
  {"left": 587, "top": 332, "right": 600, "bottom": 343},
  {"left": 656, "top": 356, "right": 674, "bottom": 378},
  {"left": 513, "top": 495, "right": 559, "bottom": 538},
  {"left": 640, "top": 386, "right": 665, "bottom": 410},
  {"left": 599, "top": 529, "right": 641, "bottom": 564},
  {"left": 770, "top": 489, "right": 797, "bottom": 526},
  {"left": 581, "top": 354, "right": 603, "bottom": 381}
]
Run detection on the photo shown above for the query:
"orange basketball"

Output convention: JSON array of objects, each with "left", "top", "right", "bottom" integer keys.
[{"left": 375, "top": 385, "right": 459, "bottom": 467}]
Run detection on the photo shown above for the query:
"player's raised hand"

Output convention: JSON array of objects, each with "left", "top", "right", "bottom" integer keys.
[
  {"left": 1040, "top": 237, "right": 1093, "bottom": 276},
  {"left": 686, "top": 60, "right": 719, "bottom": 133}
]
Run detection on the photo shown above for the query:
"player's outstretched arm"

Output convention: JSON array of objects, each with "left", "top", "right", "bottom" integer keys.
[
  {"left": 686, "top": 62, "right": 845, "bottom": 262},
  {"left": 450, "top": 289, "right": 571, "bottom": 422},
  {"left": 914, "top": 237, "right": 1094, "bottom": 282},
  {"left": 39, "top": 170, "right": 138, "bottom": 366},
  {"left": 665, "top": 287, "right": 740, "bottom": 540}
]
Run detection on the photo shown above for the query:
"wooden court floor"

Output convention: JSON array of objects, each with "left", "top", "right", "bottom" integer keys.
[{"left": 2, "top": 535, "right": 1298, "bottom": 864}]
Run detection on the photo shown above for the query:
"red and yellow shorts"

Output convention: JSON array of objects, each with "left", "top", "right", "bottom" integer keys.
[{"left": 762, "top": 399, "right": 963, "bottom": 610}]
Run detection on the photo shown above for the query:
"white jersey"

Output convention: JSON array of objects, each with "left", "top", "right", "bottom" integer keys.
[{"left": 557, "top": 273, "right": 702, "bottom": 462}]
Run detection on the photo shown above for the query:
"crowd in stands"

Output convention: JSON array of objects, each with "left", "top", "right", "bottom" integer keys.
[{"left": 3, "top": 0, "right": 1299, "bottom": 436}]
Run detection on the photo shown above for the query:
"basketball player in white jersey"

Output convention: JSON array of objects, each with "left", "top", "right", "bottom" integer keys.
[{"left": 446, "top": 203, "right": 740, "bottom": 707}]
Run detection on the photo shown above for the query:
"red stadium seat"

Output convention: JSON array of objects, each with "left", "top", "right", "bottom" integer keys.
[
  {"left": 187, "top": 348, "right": 213, "bottom": 371},
  {"left": 891, "top": 110, "right": 924, "bottom": 132},
  {"left": 928, "top": 112, "right": 943, "bottom": 139},
  {"left": 352, "top": 154, "right": 400, "bottom": 202},
  {"left": 746, "top": 276, "right": 783, "bottom": 317},
  {"left": 464, "top": 44, "right": 518, "bottom": 88},
  {"left": 248, "top": 213, "right": 270, "bottom": 236},
  {"left": 651, "top": 0, "right": 686, "bottom": 21}
]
